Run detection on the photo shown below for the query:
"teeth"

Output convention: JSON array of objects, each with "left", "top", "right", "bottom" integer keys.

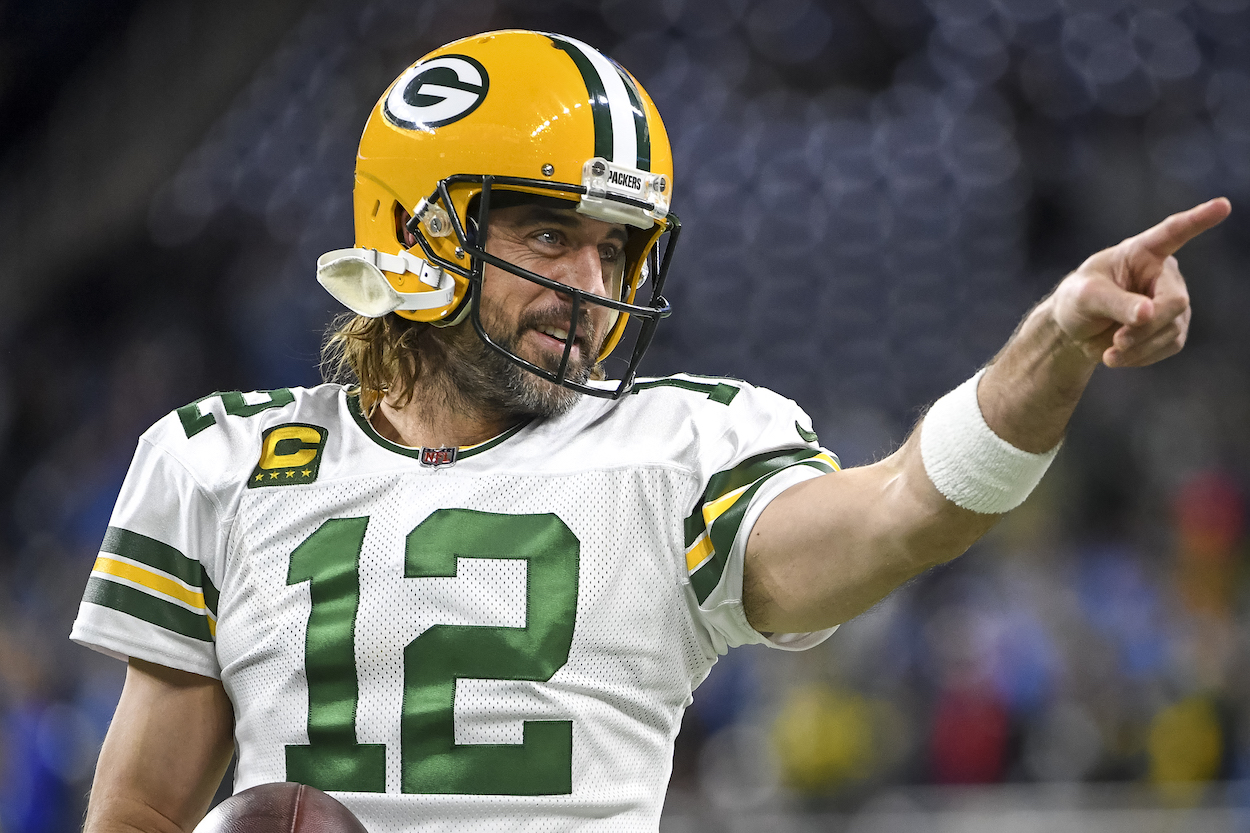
[{"left": 542, "top": 327, "right": 570, "bottom": 340}]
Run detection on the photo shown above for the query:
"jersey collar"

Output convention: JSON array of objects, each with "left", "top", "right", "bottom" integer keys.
[{"left": 345, "top": 391, "right": 531, "bottom": 462}]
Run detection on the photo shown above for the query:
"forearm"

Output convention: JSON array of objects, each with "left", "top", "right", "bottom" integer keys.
[
  {"left": 979, "top": 295, "right": 1099, "bottom": 453},
  {"left": 83, "top": 796, "right": 187, "bottom": 833}
]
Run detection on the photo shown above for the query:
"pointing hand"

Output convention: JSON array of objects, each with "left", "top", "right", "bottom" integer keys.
[{"left": 1048, "top": 198, "right": 1231, "bottom": 368}]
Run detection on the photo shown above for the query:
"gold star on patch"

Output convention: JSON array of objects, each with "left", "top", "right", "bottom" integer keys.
[
  {"left": 301, "top": 469, "right": 312, "bottom": 477},
  {"left": 254, "top": 473, "right": 263, "bottom": 482},
  {"left": 285, "top": 470, "right": 296, "bottom": 478},
  {"left": 269, "top": 472, "right": 279, "bottom": 479}
]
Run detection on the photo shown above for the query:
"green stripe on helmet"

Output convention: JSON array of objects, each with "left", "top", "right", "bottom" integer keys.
[
  {"left": 611, "top": 60, "right": 651, "bottom": 172},
  {"left": 549, "top": 36, "right": 613, "bottom": 163}
]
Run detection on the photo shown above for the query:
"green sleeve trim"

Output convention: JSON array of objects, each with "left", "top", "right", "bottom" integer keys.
[
  {"left": 687, "top": 452, "right": 838, "bottom": 606},
  {"left": 630, "top": 377, "right": 740, "bottom": 405},
  {"left": 684, "top": 448, "right": 831, "bottom": 547},
  {"left": 83, "top": 577, "right": 214, "bottom": 643},
  {"left": 101, "top": 527, "right": 218, "bottom": 615},
  {"left": 688, "top": 476, "right": 768, "bottom": 605}
]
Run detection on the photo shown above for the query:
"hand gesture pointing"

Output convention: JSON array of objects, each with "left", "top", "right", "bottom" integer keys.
[{"left": 1049, "top": 198, "right": 1232, "bottom": 368}]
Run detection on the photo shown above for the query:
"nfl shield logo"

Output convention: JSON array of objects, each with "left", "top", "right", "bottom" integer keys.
[{"left": 420, "top": 446, "right": 458, "bottom": 467}]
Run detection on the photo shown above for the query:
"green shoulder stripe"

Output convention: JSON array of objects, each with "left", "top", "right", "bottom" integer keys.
[
  {"left": 631, "top": 378, "right": 740, "bottom": 405},
  {"left": 83, "top": 577, "right": 214, "bottom": 642},
  {"left": 687, "top": 452, "right": 838, "bottom": 606},
  {"left": 684, "top": 448, "right": 831, "bottom": 547},
  {"left": 101, "top": 527, "right": 218, "bottom": 615}
]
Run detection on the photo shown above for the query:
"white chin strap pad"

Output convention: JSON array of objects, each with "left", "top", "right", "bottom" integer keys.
[{"left": 316, "top": 248, "right": 455, "bottom": 318}]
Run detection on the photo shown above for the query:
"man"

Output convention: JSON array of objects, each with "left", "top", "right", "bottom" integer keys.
[{"left": 73, "top": 30, "right": 1229, "bottom": 832}]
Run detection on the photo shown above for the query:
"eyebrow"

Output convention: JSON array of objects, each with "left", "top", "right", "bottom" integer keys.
[{"left": 508, "top": 205, "right": 629, "bottom": 245}]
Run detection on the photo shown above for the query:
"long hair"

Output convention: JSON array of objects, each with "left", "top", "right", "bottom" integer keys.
[{"left": 320, "top": 313, "right": 450, "bottom": 415}]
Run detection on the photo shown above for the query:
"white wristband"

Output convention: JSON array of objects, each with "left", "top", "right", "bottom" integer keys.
[{"left": 919, "top": 369, "right": 1060, "bottom": 514}]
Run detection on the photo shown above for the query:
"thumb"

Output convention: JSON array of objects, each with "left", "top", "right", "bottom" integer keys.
[{"left": 1077, "top": 276, "right": 1154, "bottom": 327}]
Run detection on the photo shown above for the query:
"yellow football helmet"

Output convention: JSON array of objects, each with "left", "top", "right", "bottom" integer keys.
[{"left": 316, "top": 29, "right": 681, "bottom": 398}]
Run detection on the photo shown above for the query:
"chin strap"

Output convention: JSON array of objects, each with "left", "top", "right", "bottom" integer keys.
[{"left": 316, "top": 248, "right": 456, "bottom": 316}]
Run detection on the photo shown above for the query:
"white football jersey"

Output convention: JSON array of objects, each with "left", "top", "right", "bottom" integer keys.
[{"left": 71, "top": 376, "right": 839, "bottom": 832}]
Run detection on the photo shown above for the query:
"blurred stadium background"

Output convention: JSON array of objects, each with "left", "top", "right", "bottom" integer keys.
[{"left": 1, "top": 0, "right": 1248, "bottom": 829}]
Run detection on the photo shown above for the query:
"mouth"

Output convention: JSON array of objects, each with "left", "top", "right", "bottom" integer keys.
[{"left": 532, "top": 325, "right": 581, "bottom": 359}]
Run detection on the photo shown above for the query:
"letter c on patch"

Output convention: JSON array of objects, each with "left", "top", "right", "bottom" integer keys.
[{"left": 259, "top": 425, "right": 323, "bottom": 469}]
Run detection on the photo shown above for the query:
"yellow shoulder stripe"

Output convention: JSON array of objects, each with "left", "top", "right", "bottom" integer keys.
[
  {"left": 685, "top": 451, "right": 839, "bottom": 575},
  {"left": 685, "top": 535, "right": 715, "bottom": 574},
  {"left": 92, "top": 556, "right": 216, "bottom": 630},
  {"left": 701, "top": 482, "right": 752, "bottom": 527}
]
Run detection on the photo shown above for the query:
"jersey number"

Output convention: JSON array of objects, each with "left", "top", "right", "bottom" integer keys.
[
  {"left": 284, "top": 508, "right": 580, "bottom": 795},
  {"left": 176, "top": 389, "right": 294, "bottom": 438}
]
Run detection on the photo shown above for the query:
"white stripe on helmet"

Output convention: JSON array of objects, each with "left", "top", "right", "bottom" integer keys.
[{"left": 550, "top": 34, "right": 638, "bottom": 168}]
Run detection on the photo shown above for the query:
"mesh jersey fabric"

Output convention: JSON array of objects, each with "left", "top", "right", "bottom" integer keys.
[{"left": 71, "top": 376, "right": 840, "bottom": 831}]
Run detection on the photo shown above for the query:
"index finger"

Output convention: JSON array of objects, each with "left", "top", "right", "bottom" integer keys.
[{"left": 1133, "top": 197, "right": 1232, "bottom": 258}]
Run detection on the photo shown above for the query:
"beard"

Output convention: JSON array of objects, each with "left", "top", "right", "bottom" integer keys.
[{"left": 435, "top": 297, "right": 603, "bottom": 421}]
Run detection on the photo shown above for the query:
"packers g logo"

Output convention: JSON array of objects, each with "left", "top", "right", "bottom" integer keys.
[{"left": 384, "top": 55, "right": 489, "bottom": 131}]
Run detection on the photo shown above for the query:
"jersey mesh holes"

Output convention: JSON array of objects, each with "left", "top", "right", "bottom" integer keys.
[{"left": 224, "top": 465, "right": 708, "bottom": 810}]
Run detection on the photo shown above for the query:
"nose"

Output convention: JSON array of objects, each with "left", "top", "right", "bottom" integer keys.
[{"left": 552, "top": 244, "right": 609, "bottom": 298}]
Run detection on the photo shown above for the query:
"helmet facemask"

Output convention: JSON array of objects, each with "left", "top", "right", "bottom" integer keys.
[{"left": 404, "top": 173, "right": 681, "bottom": 399}]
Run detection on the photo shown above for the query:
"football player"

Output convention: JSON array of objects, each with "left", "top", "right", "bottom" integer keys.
[{"left": 74, "top": 30, "right": 1228, "bottom": 832}]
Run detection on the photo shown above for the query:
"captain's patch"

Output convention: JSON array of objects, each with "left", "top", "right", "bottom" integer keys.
[{"left": 249, "top": 424, "right": 328, "bottom": 488}]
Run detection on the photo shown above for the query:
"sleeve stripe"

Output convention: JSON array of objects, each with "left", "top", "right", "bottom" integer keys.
[
  {"left": 685, "top": 534, "right": 714, "bottom": 574},
  {"left": 92, "top": 556, "right": 215, "bottom": 621},
  {"left": 101, "top": 526, "right": 219, "bottom": 615},
  {"left": 684, "top": 448, "right": 837, "bottom": 547},
  {"left": 688, "top": 477, "right": 769, "bottom": 604},
  {"left": 701, "top": 482, "right": 753, "bottom": 527},
  {"left": 686, "top": 454, "right": 840, "bottom": 605},
  {"left": 83, "top": 576, "right": 215, "bottom": 642},
  {"left": 694, "top": 454, "right": 837, "bottom": 529}
]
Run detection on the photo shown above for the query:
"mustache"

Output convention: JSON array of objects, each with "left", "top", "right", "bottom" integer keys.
[{"left": 517, "top": 305, "right": 598, "bottom": 351}]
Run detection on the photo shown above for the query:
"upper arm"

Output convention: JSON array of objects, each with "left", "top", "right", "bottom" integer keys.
[
  {"left": 743, "top": 431, "right": 999, "bottom": 634},
  {"left": 84, "top": 658, "right": 235, "bottom": 833}
]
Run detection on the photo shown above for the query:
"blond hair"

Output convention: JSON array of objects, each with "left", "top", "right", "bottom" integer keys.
[
  {"left": 321, "top": 309, "right": 610, "bottom": 413},
  {"left": 320, "top": 313, "right": 448, "bottom": 414}
]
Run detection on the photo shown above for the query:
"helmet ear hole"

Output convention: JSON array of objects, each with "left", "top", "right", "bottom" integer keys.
[{"left": 394, "top": 203, "right": 417, "bottom": 249}]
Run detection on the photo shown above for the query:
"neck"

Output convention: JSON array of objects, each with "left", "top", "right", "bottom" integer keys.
[{"left": 369, "top": 372, "right": 520, "bottom": 449}]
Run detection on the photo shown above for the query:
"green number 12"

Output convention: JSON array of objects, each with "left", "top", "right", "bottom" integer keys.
[{"left": 283, "top": 508, "right": 580, "bottom": 795}]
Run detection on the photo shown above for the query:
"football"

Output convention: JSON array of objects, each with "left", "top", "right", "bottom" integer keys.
[{"left": 194, "top": 783, "right": 368, "bottom": 833}]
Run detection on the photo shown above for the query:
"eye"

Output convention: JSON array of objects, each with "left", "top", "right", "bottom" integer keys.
[
  {"left": 600, "top": 244, "right": 623, "bottom": 263},
  {"left": 533, "top": 229, "right": 562, "bottom": 248}
]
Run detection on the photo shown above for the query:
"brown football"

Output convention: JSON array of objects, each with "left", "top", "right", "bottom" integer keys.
[{"left": 194, "top": 782, "right": 368, "bottom": 833}]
